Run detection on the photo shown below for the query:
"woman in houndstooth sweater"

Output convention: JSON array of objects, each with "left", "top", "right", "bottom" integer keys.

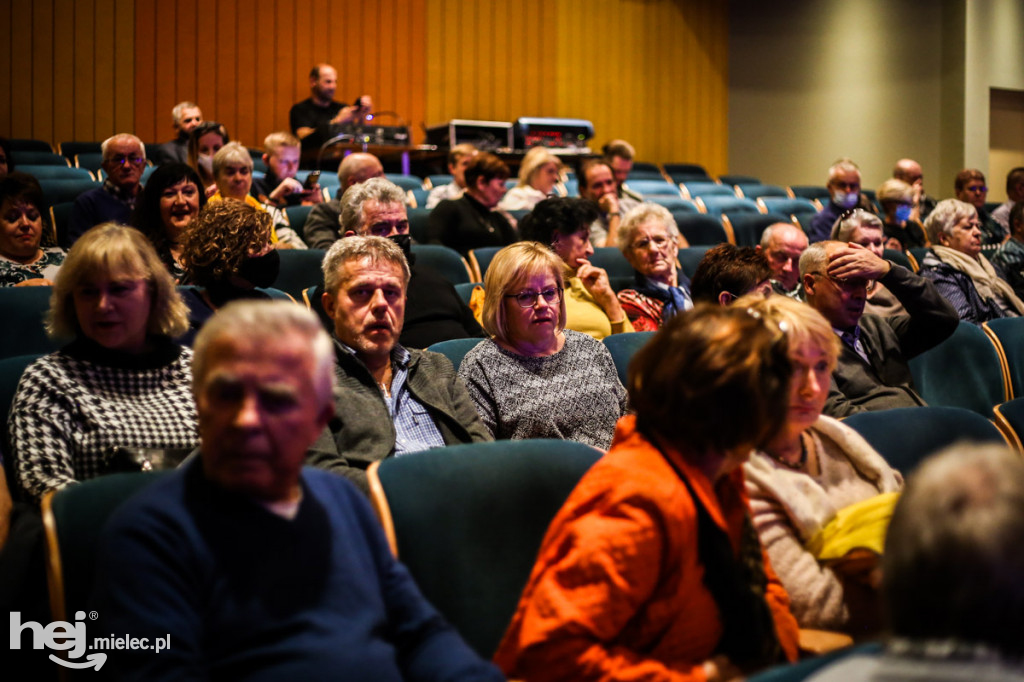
[{"left": 10, "top": 223, "right": 198, "bottom": 502}]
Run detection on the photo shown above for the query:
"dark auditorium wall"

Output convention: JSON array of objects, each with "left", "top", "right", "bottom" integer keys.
[{"left": 0, "top": 0, "right": 728, "bottom": 174}]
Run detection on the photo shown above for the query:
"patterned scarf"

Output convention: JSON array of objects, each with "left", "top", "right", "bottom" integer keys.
[
  {"left": 932, "top": 245, "right": 1024, "bottom": 315},
  {"left": 631, "top": 270, "right": 694, "bottom": 320}
]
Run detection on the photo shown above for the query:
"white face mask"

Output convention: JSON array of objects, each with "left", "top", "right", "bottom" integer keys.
[
  {"left": 197, "top": 155, "right": 214, "bottom": 176},
  {"left": 833, "top": 189, "right": 858, "bottom": 209}
]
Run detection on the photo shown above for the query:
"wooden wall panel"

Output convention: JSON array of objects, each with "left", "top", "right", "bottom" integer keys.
[{"left": 3, "top": 0, "right": 724, "bottom": 172}]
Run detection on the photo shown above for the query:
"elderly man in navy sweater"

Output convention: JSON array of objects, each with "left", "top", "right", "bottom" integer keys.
[
  {"left": 93, "top": 301, "right": 502, "bottom": 681},
  {"left": 68, "top": 133, "right": 146, "bottom": 244}
]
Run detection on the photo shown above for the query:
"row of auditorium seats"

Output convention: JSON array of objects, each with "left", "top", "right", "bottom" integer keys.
[{"left": 40, "top": 396, "right": 1014, "bottom": 674}]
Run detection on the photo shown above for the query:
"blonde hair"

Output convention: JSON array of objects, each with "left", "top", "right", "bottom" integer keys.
[
  {"left": 481, "top": 242, "right": 566, "bottom": 345},
  {"left": 517, "top": 147, "right": 561, "bottom": 189},
  {"left": 263, "top": 131, "right": 300, "bottom": 154},
  {"left": 735, "top": 293, "right": 839, "bottom": 370},
  {"left": 877, "top": 178, "right": 913, "bottom": 204},
  {"left": 212, "top": 142, "right": 253, "bottom": 177},
  {"left": 47, "top": 223, "right": 188, "bottom": 340}
]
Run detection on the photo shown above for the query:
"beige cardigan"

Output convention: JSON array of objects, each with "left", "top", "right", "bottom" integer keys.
[{"left": 744, "top": 415, "right": 903, "bottom": 630}]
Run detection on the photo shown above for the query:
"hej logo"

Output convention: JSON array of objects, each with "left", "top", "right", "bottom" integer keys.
[{"left": 9, "top": 610, "right": 107, "bottom": 671}]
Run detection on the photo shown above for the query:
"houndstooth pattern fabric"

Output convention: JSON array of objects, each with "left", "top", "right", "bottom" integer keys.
[
  {"left": 458, "top": 329, "right": 627, "bottom": 450},
  {"left": 11, "top": 346, "right": 198, "bottom": 501}
]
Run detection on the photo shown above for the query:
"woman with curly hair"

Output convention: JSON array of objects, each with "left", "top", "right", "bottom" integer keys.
[
  {"left": 132, "top": 163, "right": 206, "bottom": 281},
  {"left": 178, "top": 200, "right": 283, "bottom": 344}
]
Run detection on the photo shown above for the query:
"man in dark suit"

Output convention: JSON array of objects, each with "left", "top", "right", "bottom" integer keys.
[{"left": 800, "top": 240, "right": 958, "bottom": 417}]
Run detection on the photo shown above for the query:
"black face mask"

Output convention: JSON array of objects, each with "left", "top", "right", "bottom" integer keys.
[
  {"left": 237, "top": 248, "right": 280, "bottom": 288},
  {"left": 387, "top": 233, "right": 415, "bottom": 264}
]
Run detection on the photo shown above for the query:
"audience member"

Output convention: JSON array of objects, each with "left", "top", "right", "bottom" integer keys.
[
  {"left": 0, "top": 137, "right": 11, "bottom": 179},
  {"left": 759, "top": 222, "right": 808, "bottom": 297},
  {"left": 187, "top": 121, "right": 229, "bottom": 196},
  {"left": 831, "top": 209, "right": 906, "bottom": 317},
  {"left": 150, "top": 101, "right": 203, "bottom": 165},
  {"left": 334, "top": 177, "right": 483, "bottom": 347},
  {"left": 579, "top": 158, "right": 626, "bottom": 247},
  {"left": 11, "top": 223, "right": 196, "bottom": 502},
  {"left": 520, "top": 196, "right": 634, "bottom": 338},
  {"left": 178, "top": 201, "right": 282, "bottom": 344},
  {"left": 603, "top": 139, "right": 645, "bottom": 208},
  {"left": 808, "top": 158, "right": 872, "bottom": 244},
  {"left": 990, "top": 166, "right": 1024, "bottom": 231},
  {"left": 990, "top": 201, "right": 1024, "bottom": 298},
  {"left": 494, "top": 303, "right": 799, "bottom": 681},
  {"left": 892, "top": 158, "right": 936, "bottom": 222},
  {"left": 68, "top": 133, "right": 146, "bottom": 244},
  {"left": 289, "top": 63, "right": 373, "bottom": 152},
  {"left": 877, "top": 178, "right": 927, "bottom": 251},
  {"left": 208, "top": 143, "right": 305, "bottom": 249},
  {"left": 690, "top": 243, "right": 772, "bottom": 305},
  {"left": 800, "top": 240, "right": 957, "bottom": 417},
  {"left": 498, "top": 146, "right": 562, "bottom": 211},
  {"left": 810, "top": 443, "right": 1024, "bottom": 681},
  {"left": 250, "top": 131, "right": 323, "bottom": 208},
  {"left": 954, "top": 168, "right": 1006, "bottom": 251},
  {"left": 93, "top": 300, "right": 503, "bottom": 680},
  {"left": 0, "top": 172, "right": 64, "bottom": 286},
  {"left": 302, "top": 152, "right": 385, "bottom": 249},
  {"left": 307, "top": 236, "right": 490, "bottom": 494},
  {"left": 132, "top": 162, "right": 206, "bottom": 281},
  {"left": 458, "top": 242, "right": 627, "bottom": 449},
  {"left": 427, "top": 152, "right": 517, "bottom": 256},
  {"left": 742, "top": 294, "right": 902, "bottom": 636},
  {"left": 425, "top": 143, "right": 477, "bottom": 208},
  {"left": 919, "top": 198, "right": 1024, "bottom": 323},
  {"left": 615, "top": 202, "right": 693, "bottom": 330}
]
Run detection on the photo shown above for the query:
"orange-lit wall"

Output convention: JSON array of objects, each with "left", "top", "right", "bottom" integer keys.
[{"left": 1, "top": 0, "right": 728, "bottom": 172}]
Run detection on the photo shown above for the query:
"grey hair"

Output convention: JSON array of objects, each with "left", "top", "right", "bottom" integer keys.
[
  {"left": 831, "top": 208, "right": 884, "bottom": 242},
  {"left": 883, "top": 443, "right": 1024, "bottom": 658},
  {"left": 827, "top": 157, "right": 860, "bottom": 183},
  {"left": 339, "top": 178, "right": 408, "bottom": 236},
  {"left": 615, "top": 202, "right": 680, "bottom": 253},
  {"left": 322, "top": 234, "right": 411, "bottom": 295},
  {"left": 212, "top": 142, "right": 253, "bottom": 177},
  {"left": 192, "top": 300, "right": 335, "bottom": 406},
  {"left": 798, "top": 240, "right": 833, "bottom": 277},
  {"left": 924, "top": 198, "right": 977, "bottom": 245},
  {"left": 101, "top": 133, "right": 145, "bottom": 160},
  {"left": 171, "top": 101, "right": 200, "bottom": 126},
  {"left": 759, "top": 222, "right": 806, "bottom": 250}
]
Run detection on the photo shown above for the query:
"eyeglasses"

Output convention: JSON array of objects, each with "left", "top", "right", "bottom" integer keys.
[
  {"left": 809, "top": 271, "right": 870, "bottom": 293},
  {"left": 108, "top": 155, "right": 145, "bottom": 167},
  {"left": 964, "top": 185, "right": 987, "bottom": 193},
  {"left": 505, "top": 287, "right": 562, "bottom": 308}
]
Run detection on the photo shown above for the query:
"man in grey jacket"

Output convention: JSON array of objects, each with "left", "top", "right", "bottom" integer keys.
[{"left": 306, "top": 235, "right": 490, "bottom": 493}]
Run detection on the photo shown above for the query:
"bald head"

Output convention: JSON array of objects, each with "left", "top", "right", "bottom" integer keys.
[
  {"left": 338, "top": 153, "right": 385, "bottom": 189},
  {"left": 893, "top": 159, "right": 923, "bottom": 187},
  {"left": 759, "top": 223, "right": 808, "bottom": 292}
]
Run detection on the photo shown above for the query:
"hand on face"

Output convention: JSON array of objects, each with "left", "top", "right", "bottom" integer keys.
[
  {"left": 576, "top": 260, "right": 614, "bottom": 302},
  {"left": 827, "top": 242, "right": 891, "bottom": 281}
]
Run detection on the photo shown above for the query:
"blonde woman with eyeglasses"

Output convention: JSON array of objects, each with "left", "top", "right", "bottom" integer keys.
[{"left": 457, "top": 241, "right": 626, "bottom": 449}]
